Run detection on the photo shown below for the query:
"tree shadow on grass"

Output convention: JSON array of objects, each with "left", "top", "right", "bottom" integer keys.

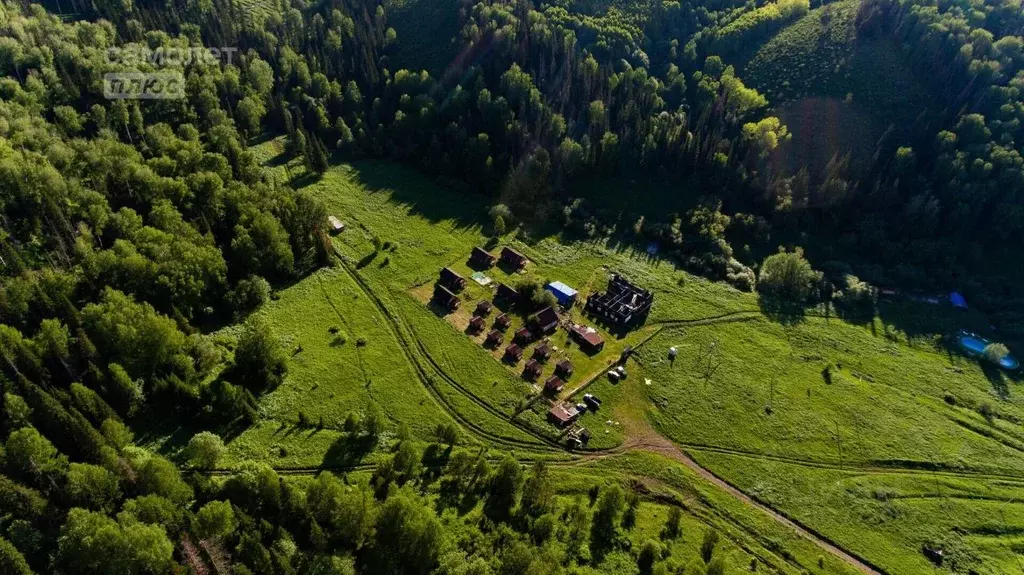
[
  {"left": 981, "top": 361, "right": 1011, "bottom": 400},
  {"left": 757, "top": 296, "right": 808, "bottom": 326},
  {"left": 345, "top": 161, "right": 487, "bottom": 235},
  {"left": 322, "top": 433, "right": 375, "bottom": 469}
]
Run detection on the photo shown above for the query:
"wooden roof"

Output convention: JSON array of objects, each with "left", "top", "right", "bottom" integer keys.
[
  {"left": 471, "top": 247, "right": 496, "bottom": 264},
  {"left": 525, "top": 358, "right": 541, "bottom": 375},
  {"left": 500, "top": 247, "right": 527, "bottom": 266},
  {"left": 439, "top": 267, "right": 465, "bottom": 286},
  {"left": 532, "top": 306, "right": 559, "bottom": 332},
  {"left": 496, "top": 283, "right": 519, "bottom": 301}
]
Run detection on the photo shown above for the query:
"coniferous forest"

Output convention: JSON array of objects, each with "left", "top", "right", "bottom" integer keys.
[{"left": 0, "top": 0, "right": 1023, "bottom": 573}]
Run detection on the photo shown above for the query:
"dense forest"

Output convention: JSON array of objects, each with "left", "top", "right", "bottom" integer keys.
[{"left": 0, "top": 0, "right": 1022, "bottom": 572}]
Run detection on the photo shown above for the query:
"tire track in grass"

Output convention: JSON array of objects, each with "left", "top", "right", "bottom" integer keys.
[
  {"left": 621, "top": 420, "right": 885, "bottom": 575},
  {"left": 333, "top": 253, "right": 559, "bottom": 453}
]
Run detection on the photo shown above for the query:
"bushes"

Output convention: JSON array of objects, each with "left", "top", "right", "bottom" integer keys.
[
  {"left": 515, "top": 278, "right": 558, "bottom": 311},
  {"left": 725, "top": 258, "right": 756, "bottom": 291},
  {"left": 757, "top": 248, "right": 820, "bottom": 302}
]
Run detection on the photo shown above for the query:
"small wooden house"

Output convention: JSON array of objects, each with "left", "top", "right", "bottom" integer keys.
[
  {"left": 500, "top": 247, "right": 528, "bottom": 271},
  {"left": 514, "top": 327, "right": 533, "bottom": 344},
  {"left": 544, "top": 375, "right": 564, "bottom": 393},
  {"left": 439, "top": 267, "right": 466, "bottom": 291},
  {"left": 524, "top": 358, "right": 542, "bottom": 379},
  {"left": 469, "top": 316, "right": 486, "bottom": 333},
  {"left": 504, "top": 343, "right": 524, "bottom": 362},
  {"left": 433, "top": 285, "right": 460, "bottom": 311},
  {"left": 496, "top": 283, "right": 519, "bottom": 303},
  {"left": 533, "top": 342, "right": 552, "bottom": 361},
  {"left": 555, "top": 359, "right": 574, "bottom": 378},
  {"left": 486, "top": 329, "right": 504, "bottom": 347},
  {"left": 470, "top": 247, "right": 497, "bottom": 268},
  {"left": 494, "top": 313, "right": 511, "bottom": 330},
  {"left": 475, "top": 300, "right": 493, "bottom": 317},
  {"left": 530, "top": 307, "right": 560, "bottom": 334}
]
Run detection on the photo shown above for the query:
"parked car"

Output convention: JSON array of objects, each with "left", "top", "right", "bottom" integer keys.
[{"left": 583, "top": 394, "right": 601, "bottom": 410}]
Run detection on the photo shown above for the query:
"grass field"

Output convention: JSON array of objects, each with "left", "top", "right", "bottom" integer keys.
[{"left": 225, "top": 137, "right": 1024, "bottom": 572}]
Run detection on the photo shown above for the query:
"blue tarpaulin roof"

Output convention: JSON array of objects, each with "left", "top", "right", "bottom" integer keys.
[
  {"left": 545, "top": 281, "right": 578, "bottom": 304},
  {"left": 950, "top": 292, "right": 968, "bottom": 309}
]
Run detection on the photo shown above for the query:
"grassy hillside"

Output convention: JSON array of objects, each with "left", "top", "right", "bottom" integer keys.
[{"left": 741, "top": 0, "right": 935, "bottom": 171}]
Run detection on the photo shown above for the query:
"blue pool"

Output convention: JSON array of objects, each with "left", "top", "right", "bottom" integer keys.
[{"left": 958, "top": 332, "right": 1020, "bottom": 370}]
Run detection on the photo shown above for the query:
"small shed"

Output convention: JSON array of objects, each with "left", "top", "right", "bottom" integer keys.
[
  {"left": 500, "top": 247, "right": 528, "bottom": 271},
  {"left": 475, "top": 300, "right": 493, "bottom": 317},
  {"left": 548, "top": 403, "right": 579, "bottom": 427},
  {"left": 470, "top": 247, "right": 497, "bottom": 268},
  {"left": 504, "top": 343, "right": 523, "bottom": 362},
  {"left": 533, "top": 342, "right": 552, "bottom": 361},
  {"left": 545, "top": 281, "right": 578, "bottom": 306},
  {"left": 531, "top": 307, "right": 560, "bottom": 334},
  {"left": 496, "top": 283, "right": 520, "bottom": 303},
  {"left": 950, "top": 292, "right": 968, "bottom": 310},
  {"left": 514, "top": 327, "right": 534, "bottom": 344},
  {"left": 524, "top": 358, "right": 542, "bottom": 378},
  {"left": 433, "top": 285, "right": 460, "bottom": 311},
  {"left": 469, "top": 316, "right": 486, "bottom": 333},
  {"left": 327, "top": 216, "right": 345, "bottom": 234},
  {"left": 544, "top": 375, "right": 564, "bottom": 393},
  {"left": 494, "top": 313, "right": 511, "bottom": 330},
  {"left": 486, "top": 329, "right": 504, "bottom": 346},
  {"left": 555, "top": 359, "right": 574, "bottom": 378}
]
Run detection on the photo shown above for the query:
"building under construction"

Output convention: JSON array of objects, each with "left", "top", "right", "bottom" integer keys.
[{"left": 584, "top": 274, "right": 653, "bottom": 329}]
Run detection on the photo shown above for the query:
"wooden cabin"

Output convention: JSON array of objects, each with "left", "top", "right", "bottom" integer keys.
[
  {"left": 475, "top": 300, "right": 493, "bottom": 317},
  {"left": 494, "top": 313, "right": 511, "bottom": 330},
  {"left": 470, "top": 247, "right": 497, "bottom": 268},
  {"left": 555, "top": 359, "right": 574, "bottom": 378},
  {"left": 533, "top": 342, "right": 552, "bottom": 361},
  {"left": 544, "top": 375, "right": 564, "bottom": 393},
  {"left": 504, "top": 343, "right": 524, "bottom": 362},
  {"left": 500, "top": 247, "right": 528, "bottom": 271},
  {"left": 439, "top": 267, "right": 467, "bottom": 291},
  {"left": 530, "top": 307, "right": 560, "bottom": 334},
  {"left": 433, "top": 285, "right": 460, "bottom": 311},
  {"left": 496, "top": 283, "right": 520, "bottom": 304},
  {"left": 486, "top": 329, "right": 504, "bottom": 347},
  {"left": 524, "top": 358, "right": 542, "bottom": 379},
  {"left": 514, "top": 327, "right": 533, "bottom": 344}
]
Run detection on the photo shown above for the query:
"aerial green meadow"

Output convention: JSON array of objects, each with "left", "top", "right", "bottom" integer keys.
[{"left": 211, "top": 137, "right": 1024, "bottom": 573}]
